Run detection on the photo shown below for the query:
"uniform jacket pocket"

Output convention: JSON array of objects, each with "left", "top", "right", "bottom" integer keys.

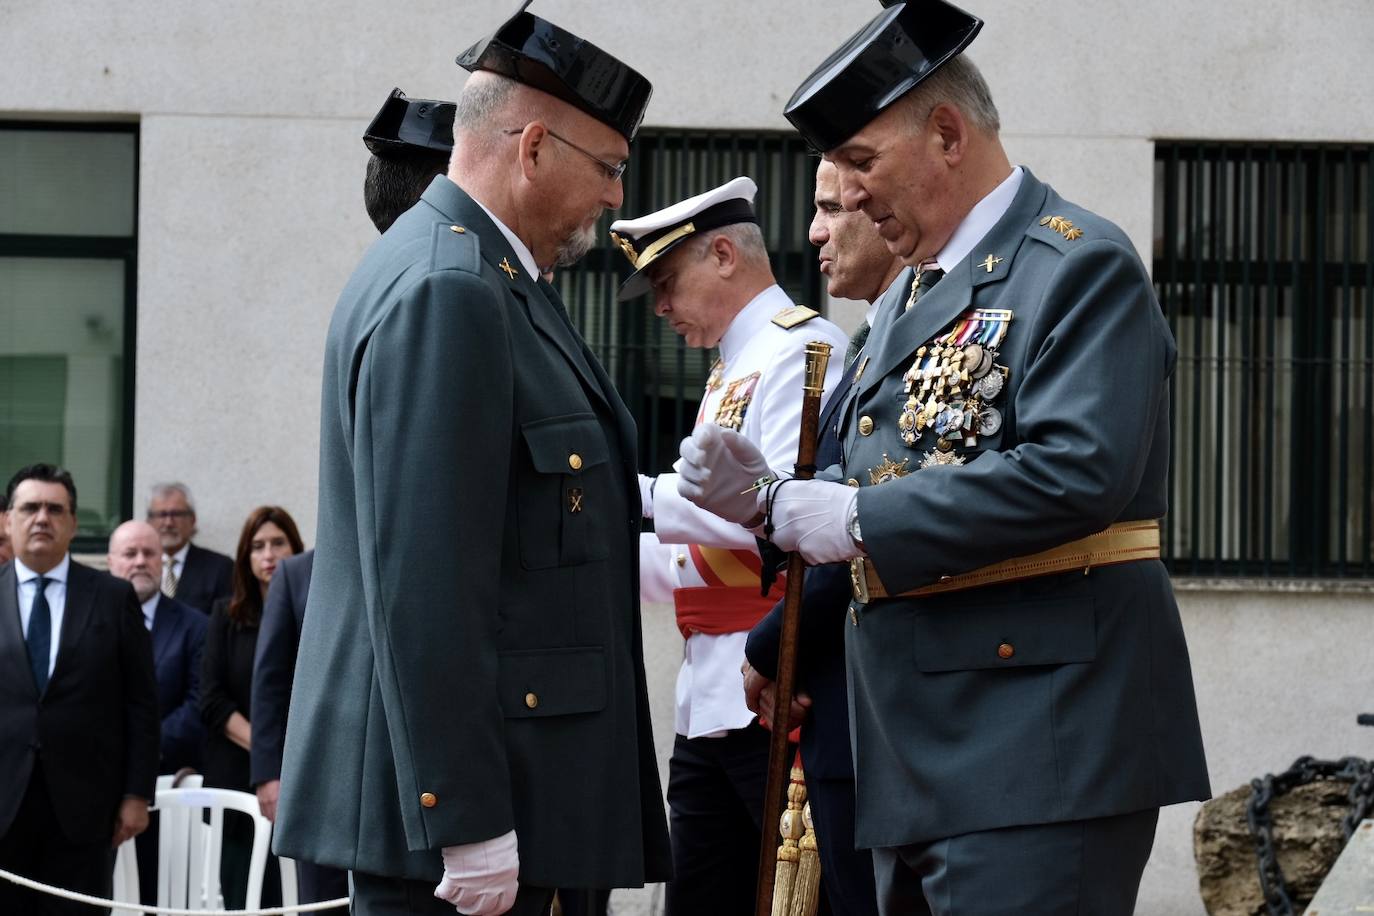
[
  {"left": 498, "top": 646, "right": 607, "bottom": 718},
  {"left": 517, "top": 413, "right": 611, "bottom": 569},
  {"left": 913, "top": 596, "right": 1096, "bottom": 672}
]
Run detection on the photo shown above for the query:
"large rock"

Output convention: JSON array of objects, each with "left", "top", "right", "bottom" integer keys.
[{"left": 1193, "top": 779, "right": 1352, "bottom": 915}]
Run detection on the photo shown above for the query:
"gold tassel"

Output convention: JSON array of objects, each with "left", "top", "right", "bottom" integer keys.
[
  {"left": 771, "top": 766, "right": 807, "bottom": 916},
  {"left": 788, "top": 801, "right": 822, "bottom": 916}
]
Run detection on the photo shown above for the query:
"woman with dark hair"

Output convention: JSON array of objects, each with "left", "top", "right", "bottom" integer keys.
[{"left": 199, "top": 505, "right": 304, "bottom": 909}]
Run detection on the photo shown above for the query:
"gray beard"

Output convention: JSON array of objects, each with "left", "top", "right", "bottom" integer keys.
[{"left": 554, "top": 222, "right": 599, "bottom": 268}]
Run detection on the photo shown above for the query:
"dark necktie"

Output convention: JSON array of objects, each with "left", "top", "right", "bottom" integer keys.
[
  {"left": 843, "top": 322, "right": 870, "bottom": 368},
  {"left": 904, "top": 264, "right": 945, "bottom": 311},
  {"left": 27, "top": 575, "right": 52, "bottom": 693}
]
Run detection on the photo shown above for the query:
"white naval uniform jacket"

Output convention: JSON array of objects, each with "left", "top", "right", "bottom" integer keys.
[{"left": 641, "top": 284, "right": 848, "bottom": 738}]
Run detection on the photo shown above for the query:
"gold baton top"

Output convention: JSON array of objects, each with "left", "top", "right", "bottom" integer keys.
[{"left": 803, "top": 341, "right": 833, "bottom": 396}]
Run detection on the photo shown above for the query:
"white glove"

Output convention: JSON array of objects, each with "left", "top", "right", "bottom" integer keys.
[
  {"left": 434, "top": 829, "right": 520, "bottom": 916},
  {"left": 760, "top": 479, "right": 863, "bottom": 565},
  {"left": 677, "top": 424, "right": 775, "bottom": 525},
  {"left": 638, "top": 473, "right": 656, "bottom": 519}
]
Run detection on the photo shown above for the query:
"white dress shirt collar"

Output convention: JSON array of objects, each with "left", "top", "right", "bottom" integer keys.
[
  {"left": 14, "top": 553, "right": 70, "bottom": 679},
  {"left": 934, "top": 166, "right": 1025, "bottom": 274},
  {"left": 166, "top": 542, "right": 190, "bottom": 571},
  {"left": 471, "top": 197, "right": 540, "bottom": 281},
  {"left": 718, "top": 285, "right": 792, "bottom": 365},
  {"left": 14, "top": 552, "right": 70, "bottom": 586},
  {"left": 863, "top": 269, "right": 907, "bottom": 328}
]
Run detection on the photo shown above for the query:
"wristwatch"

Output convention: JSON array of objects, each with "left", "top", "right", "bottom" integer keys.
[{"left": 847, "top": 502, "right": 865, "bottom": 551}]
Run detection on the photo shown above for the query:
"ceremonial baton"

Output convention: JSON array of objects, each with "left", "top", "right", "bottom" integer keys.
[{"left": 755, "top": 340, "right": 832, "bottom": 916}]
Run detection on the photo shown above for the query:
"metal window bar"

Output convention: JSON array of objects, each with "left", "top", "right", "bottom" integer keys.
[
  {"left": 1154, "top": 141, "right": 1373, "bottom": 578},
  {"left": 551, "top": 129, "right": 824, "bottom": 472}
]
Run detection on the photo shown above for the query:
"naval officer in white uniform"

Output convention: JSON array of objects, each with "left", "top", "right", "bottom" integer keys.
[{"left": 610, "top": 176, "right": 848, "bottom": 915}]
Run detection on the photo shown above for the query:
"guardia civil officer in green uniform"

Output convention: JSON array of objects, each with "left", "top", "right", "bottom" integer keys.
[
  {"left": 273, "top": 9, "right": 670, "bottom": 915},
  {"left": 679, "top": 2, "right": 1211, "bottom": 913}
]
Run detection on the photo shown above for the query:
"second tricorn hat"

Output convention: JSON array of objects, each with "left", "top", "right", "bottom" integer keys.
[
  {"left": 456, "top": 4, "right": 653, "bottom": 142},
  {"left": 363, "top": 89, "right": 456, "bottom": 158},
  {"left": 784, "top": 0, "right": 983, "bottom": 152}
]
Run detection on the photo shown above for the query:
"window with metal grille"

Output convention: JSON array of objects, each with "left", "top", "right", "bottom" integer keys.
[
  {"left": 0, "top": 122, "right": 139, "bottom": 549},
  {"left": 1155, "top": 142, "right": 1373, "bottom": 578},
  {"left": 552, "top": 129, "right": 824, "bottom": 471}
]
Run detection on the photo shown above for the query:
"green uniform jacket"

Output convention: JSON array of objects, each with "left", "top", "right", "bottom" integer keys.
[
  {"left": 839, "top": 169, "right": 1211, "bottom": 849},
  {"left": 274, "top": 176, "right": 671, "bottom": 888}
]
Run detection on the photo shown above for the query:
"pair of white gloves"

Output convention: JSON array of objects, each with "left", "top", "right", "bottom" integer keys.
[
  {"left": 675, "top": 423, "right": 865, "bottom": 565},
  {"left": 434, "top": 829, "right": 519, "bottom": 915}
]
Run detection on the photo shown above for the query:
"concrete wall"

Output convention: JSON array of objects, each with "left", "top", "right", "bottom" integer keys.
[{"left": 4, "top": 1, "right": 1374, "bottom": 912}]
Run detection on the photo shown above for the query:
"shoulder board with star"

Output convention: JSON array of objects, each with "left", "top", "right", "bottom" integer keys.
[
  {"left": 431, "top": 222, "right": 482, "bottom": 276},
  {"left": 771, "top": 305, "right": 820, "bottom": 330}
]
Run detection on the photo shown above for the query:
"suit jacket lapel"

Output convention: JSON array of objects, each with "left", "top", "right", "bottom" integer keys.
[
  {"left": 419, "top": 181, "right": 612, "bottom": 412},
  {"left": 50, "top": 561, "right": 95, "bottom": 689},
  {"left": 860, "top": 174, "right": 1051, "bottom": 398},
  {"left": 0, "top": 564, "right": 36, "bottom": 699}
]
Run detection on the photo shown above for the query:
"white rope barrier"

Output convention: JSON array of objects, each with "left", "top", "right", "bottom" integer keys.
[{"left": 0, "top": 866, "right": 349, "bottom": 914}]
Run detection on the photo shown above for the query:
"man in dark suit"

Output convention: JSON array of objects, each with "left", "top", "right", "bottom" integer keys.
[
  {"left": 0, "top": 464, "right": 160, "bottom": 915},
  {"left": 107, "top": 518, "right": 208, "bottom": 907},
  {"left": 742, "top": 158, "right": 905, "bottom": 916},
  {"left": 274, "top": 11, "right": 670, "bottom": 916},
  {"left": 147, "top": 482, "right": 233, "bottom": 613},
  {"left": 683, "top": 4, "right": 1211, "bottom": 914}
]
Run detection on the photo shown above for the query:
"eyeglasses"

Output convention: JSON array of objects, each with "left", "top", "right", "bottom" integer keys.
[
  {"left": 503, "top": 126, "right": 627, "bottom": 182},
  {"left": 14, "top": 501, "right": 69, "bottom": 519},
  {"left": 147, "top": 510, "right": 194, "bottom": 522}
]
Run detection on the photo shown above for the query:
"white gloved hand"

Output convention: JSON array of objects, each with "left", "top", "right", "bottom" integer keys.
[
  {"left": 676, "top": 424, "right": 775, "bottom": 525},
  {"left": 433, "top": 829, "right": 520, "bottom": 916},
  {"left": 638, "top": 473, "right": 656, "bottom": 519},
  {"left": 760, "top": 479, "right": 863, "bottom": 565}
]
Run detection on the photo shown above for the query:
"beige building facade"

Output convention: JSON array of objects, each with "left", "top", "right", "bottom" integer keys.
[{"left": 3, "top": 1, "right": 1374, "bottom": 912}]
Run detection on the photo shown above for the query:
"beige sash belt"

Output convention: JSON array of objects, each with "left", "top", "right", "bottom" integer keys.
[{"left": 849, "top": 519, "right": 1161, "bottom": 602}]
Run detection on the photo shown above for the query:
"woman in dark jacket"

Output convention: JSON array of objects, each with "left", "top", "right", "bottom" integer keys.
[{"left": 200, "top": 505, "right": 304, "bottom": 909}]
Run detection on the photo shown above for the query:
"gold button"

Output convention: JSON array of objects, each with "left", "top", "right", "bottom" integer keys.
[
  {"left": 858, "top": 416, "right": 874, "bottom": 436},
  {"left": 449, "top": 225, "right": 466, "bottom": 234},
  {"left": 676, "top": 553, "right": 687, "bottom": 567},
  {"left": 525, "top": 692, "right": 539, "bottom": 709},
  {"left": 568, "top": 453, "right": 583, "bottom": 470},
  {"left": 846, "top": 478, "right": 860, "bottom": 488},
  {"left": 420, "top": 792, "right": 437, "bottom": 808},
  {"left": 997, "top": 643, "right": 1015, "bottom": 660}
]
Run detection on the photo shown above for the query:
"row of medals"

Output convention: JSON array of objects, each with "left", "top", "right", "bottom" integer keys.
[{"left": 877, "top": 310, "right": 1012, "bottom": 481}]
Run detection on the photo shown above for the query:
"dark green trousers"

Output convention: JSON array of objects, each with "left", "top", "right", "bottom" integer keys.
[{"left": 872, "top": 808, "right": 1159, "bottom": 916}]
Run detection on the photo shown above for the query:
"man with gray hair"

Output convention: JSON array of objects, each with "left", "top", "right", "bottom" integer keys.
[
  {"left": 611, "top": 176, "right": 846, "bottom": 914},
  {"left": 680, "top": 2, "right": 1210, "bottom": 913},
  {"left": 145, "top": 481, "right": 232, "bottom": 613},
  {"left": 274, "top": 9, "right": 669, "bottom": 916}
]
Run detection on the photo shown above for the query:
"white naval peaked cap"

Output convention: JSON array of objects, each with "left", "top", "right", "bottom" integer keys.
[{"left": 608, "top": 176, "right": 760, "bottom": 301}]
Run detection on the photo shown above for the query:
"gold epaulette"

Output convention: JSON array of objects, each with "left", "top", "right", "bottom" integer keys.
[{"left": 772, "top": 305, "right": 819, "bottom": 329}]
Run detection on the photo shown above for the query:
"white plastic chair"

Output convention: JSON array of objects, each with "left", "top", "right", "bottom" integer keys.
[
  {"left": 154, "top": 785, "right": 297, "bottom": 912},
  {"left": 113, "top": 773, "right": 203, "bottom": 914}
]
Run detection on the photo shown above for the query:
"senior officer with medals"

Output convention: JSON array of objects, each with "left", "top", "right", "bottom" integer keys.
[
  {"left": 679, "top": 2, "right": 1211, "bottom": 914},
  {"left": 273, "top": 9, "right": 670, "bottom": 916},
  {"left": 614, "top": 177, "right": 847, "bottom": 915}
]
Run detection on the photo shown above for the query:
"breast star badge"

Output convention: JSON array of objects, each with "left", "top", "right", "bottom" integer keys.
[{"left": 869, "top": 454, "right": 911, "bottom": 485}]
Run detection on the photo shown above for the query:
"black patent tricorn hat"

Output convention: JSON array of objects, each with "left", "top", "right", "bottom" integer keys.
[
  {"left": 784, "top": 0, "right": 983, "bottom": 152},
  {"left": 456, "top": 4, "right": 653, "bottom": 142},
  {"left": 363, "top": 89, "right": 456, "bottom": 158}
]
